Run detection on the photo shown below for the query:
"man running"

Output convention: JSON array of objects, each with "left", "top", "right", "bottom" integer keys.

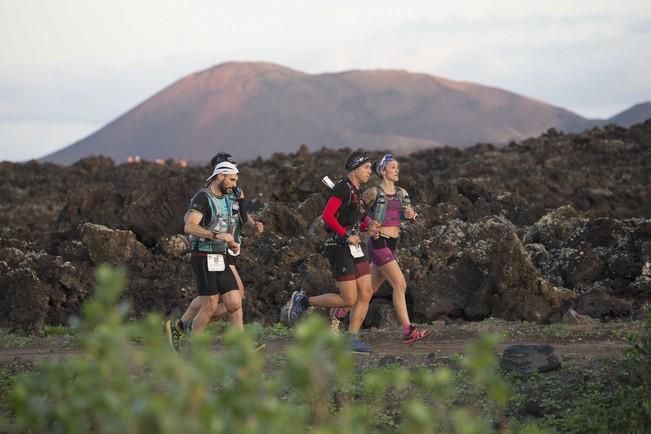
[
  {"left": 164, "top": 161, "right": 244, "bottom": 351},
  {"left": 166, "top": 154, "right": 263, "bottom": 351},
  {"left": 286, "top": 151, "right": 375, "bottom": 353}
]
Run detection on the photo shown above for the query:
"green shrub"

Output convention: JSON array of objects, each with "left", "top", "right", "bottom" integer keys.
[
  {"left": 566, "top": 307, "right": 651, "bottom": 433},
  {"left": 507, "top": 308, "right": 651, "bottom": 434},
  {"left": 4, "top": 264, "right": 524, "bottom": 434}
]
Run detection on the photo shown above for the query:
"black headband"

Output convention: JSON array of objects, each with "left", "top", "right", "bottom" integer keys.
[{"left": 345, "top": 153, "right": 370, "bottom": 171}]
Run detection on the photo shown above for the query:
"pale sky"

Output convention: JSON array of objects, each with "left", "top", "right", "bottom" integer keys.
[{"left": 1, "top": 0, "right": 650, "bottom": 161}]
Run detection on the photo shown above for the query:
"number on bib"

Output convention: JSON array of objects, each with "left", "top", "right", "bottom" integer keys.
[
  {"left": 207, "top": 254, "right": 226, "bottom": 272},
  {"left": 349, "top": 244, "right": 364, "bottom": 258}
]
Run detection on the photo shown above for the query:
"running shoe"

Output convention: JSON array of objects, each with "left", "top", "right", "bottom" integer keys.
[
  {"left": 287, "top": 291, "right": 307, "bottom": 326},
  {"left": 164, "top": 319, "right": 186, "bottom": 353},
  {"left": 351, "top": 339, "right": 372, "bottom": 353},
  {"left": 328, "top": 308, "right": 348, "bottom": 333},
  {"left": 403, "top": 324, "right": 431, "bottom": 344}
]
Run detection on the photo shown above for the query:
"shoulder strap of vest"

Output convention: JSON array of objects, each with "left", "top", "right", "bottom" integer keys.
[
  {"left": 396, "top": 187, "right": 408, "bottom": 203},
  {"left": 334, "top": 178, "right": 353, "bottom": 207},
  {"left": 397, "top": 187, "right": 412, "bottom": 221},
  {"left": 201, "top": 188, "right": 219, "bottom": 221}
]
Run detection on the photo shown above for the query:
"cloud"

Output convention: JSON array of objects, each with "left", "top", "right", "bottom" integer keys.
[
  {"left": 1, "top": 1, "right": 650, "bottom": 159},
  {"left": 627, "top": 17, "right": 651, "bottom": 33},
  {"left": 363, "top": 13, "right": 651, "bottom": 117}
]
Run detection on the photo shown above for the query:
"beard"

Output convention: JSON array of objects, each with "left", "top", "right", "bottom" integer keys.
[{"left": 216, "top": 180, "right": 231, "bottom": 194}]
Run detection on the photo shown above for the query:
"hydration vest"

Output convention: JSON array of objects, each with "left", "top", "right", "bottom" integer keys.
[
  {"left": 335, "top": 178, "right": 364, "bottom": 223},
  {"left": 321, "top": 178, "right": 364, "bottom": 241},
  {"left": 368, "top": 185, "right": 411, "bottom": 224},
  {"left": 189, "top": 189, "right": 242, "bottom": 253}
]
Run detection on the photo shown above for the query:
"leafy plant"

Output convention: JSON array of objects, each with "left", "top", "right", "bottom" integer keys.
[
  {"left": 4, "top": 264, "right": 529, "bottom": 434},
  {"left": 0, "top": 330, "right": 32, "bottom": 349}
]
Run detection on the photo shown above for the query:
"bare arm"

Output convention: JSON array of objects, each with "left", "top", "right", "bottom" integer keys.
[
  {"left": 184, "top": 210, "right": 234, "bottom": 243},
  {"left": 237, "top": 187, "right": 264, "bottom": 234},
  {"left": 361, "top": 186, "right": 382, "bottom": 237},
  {"left": 362, "top": 187, "right": 377, "bottom": 210},
  {"left": 245, "top": 213, "right": 264, "bottom": 234}
]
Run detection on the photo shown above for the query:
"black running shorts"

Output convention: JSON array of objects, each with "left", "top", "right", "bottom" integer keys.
[
  {"left": 190, "top": 253, "right": 239, "bottom": 296},
  {"left": 324, "top": 243, "right": 371, "bottom": 282}
]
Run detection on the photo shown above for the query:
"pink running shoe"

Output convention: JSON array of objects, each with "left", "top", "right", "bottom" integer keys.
[
  {"left": 328, "top": 308, "right": 348, "bottom": 332},
  {"left": 403, "top": 324, "right": 431, "bottom": 344}
]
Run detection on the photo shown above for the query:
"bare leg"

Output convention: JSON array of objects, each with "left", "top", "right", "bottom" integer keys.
[
  {"left": 307, "top": 282, "right": 357, "bottom": 309},
  {"left": 183, "top": 264, "right": 245, "bottom": 325},
  {"left": 376, "top": 260, "right": 410, "bottom": 327},
  {"left": 221, "top": 265, "right": 244, "bottom": 330},
  {"left": 334, "top": 266, "right": 386, "bottom": 317},
  {"left": 207, "top": 264, "right": 245, "bottom": 323},
  {"left": 348, "top": 274, "right": 373, "bottom": 333},
  {"left": 181, "top": 297, "right": 201, "bottom": 323},
  {"left": 231, "top": 264, "right": 245, "bottom": 300},
  {"left": 221, "top": 289, "right": 243, "bottom": 331},
  {"left": 371, "top": 264, "right": 387, "bottom": 294},
  {"left": 192, "top": 295, "right": 220, "bottom": 333}
]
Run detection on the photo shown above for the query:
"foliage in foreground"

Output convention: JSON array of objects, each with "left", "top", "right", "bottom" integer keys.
[
  {"left": 2, "top": 265, "right": 521, "bottom": 434},
  {"left": 504, "top": 307, "right": 651, "bottom": 434},
  {"left": 559, "top": 307, "right": 651, "bottom": 433},
  {"left": 3, "top": 265, "right": 651, "bottom": 433}
]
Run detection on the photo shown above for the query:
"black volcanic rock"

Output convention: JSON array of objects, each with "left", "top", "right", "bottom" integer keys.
[
  {"left": 501, "top": 344, "right": 562, "bottom": 374},
  {"left": 400, "top": 217, "right": 574, "bottom": 322},
  {"left": 1, "top": 121, "right": 650, "bottom": 331}
]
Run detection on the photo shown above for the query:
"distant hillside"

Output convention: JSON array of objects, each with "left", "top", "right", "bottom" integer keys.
[
  {"left": 607, "top": 101, "right": 651, "bottom": 127},
  {"left": 44, "top": 62, "right": 605, "bottom": 164}
]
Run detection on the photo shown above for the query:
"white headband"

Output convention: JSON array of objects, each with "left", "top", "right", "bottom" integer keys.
[{"left": 206, "top": 161, "right": 239, "bottom": 181}]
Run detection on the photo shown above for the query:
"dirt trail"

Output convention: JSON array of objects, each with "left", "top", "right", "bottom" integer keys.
[{"left": 0, "top": 336, "right": 631, "bottom": 363}]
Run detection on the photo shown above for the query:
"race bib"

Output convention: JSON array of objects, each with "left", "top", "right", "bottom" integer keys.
[
  {"left": 349, "top": 244, "right": 364, "bottom": 258},
  {"left": 207, "top": 254, "right": 226, "bottom": 272}
]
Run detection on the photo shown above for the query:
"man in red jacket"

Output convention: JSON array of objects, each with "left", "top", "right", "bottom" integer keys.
[{"left": 286, "top": 151, "right": 375, "bottom": 353}]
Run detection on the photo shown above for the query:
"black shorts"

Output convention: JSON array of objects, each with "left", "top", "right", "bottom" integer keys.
[
  {"left": 191, "top": 253, "right": 239, "bottom": 296},
  {"left": 324, "top": 243, "right": 371, "bottom": 282},
  {"left": 226, "top": 253, "right": 238, "bottom": 267}
]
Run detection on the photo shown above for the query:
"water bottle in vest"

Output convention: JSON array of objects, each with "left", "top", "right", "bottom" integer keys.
[
  {"left": 209, "top": 214, "right": 229, "bottom": 235},
  {"left": 401, "top": 190, "right": 412, "bottom": 213}
]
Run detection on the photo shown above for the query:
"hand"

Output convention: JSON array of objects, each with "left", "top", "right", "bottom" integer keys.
[
  {"left": 368, "top": 220, "right": 381, "bottom": 238},
  {"left": 218, "top": 233, "right": 235, "bottom": 244},
  {"left": 347, "top": 235, "right": 361, "bottom": 246},
  {"left": 228, "top": 241, "right": 240, "bottom": 254},
  {"left": 254, "top": 221, "right": 264, "bottom": 234},
  {"left": 404, "top": 208, "right": 416, "bottom": 220}
]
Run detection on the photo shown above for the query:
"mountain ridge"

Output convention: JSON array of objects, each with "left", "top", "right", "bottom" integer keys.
[{"left": 43, "top": 61, "right": 649, "bottom": 164}]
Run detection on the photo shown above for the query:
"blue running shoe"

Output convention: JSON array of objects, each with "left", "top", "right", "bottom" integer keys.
[
  {"left": 287, "top": 291, "right": 307, "bottom": 326},
  {"left": 351, "top": 339, "right": 372, "bottom": 354}
]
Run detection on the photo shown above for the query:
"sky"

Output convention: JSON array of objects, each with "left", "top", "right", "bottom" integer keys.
[{"left": 1, "top": 0, "right": 650, "bottom": 162}]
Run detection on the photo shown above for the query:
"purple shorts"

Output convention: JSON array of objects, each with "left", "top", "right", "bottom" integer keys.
[{"left": 366, "top": 236, "right": 399, "bottom": 267}]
